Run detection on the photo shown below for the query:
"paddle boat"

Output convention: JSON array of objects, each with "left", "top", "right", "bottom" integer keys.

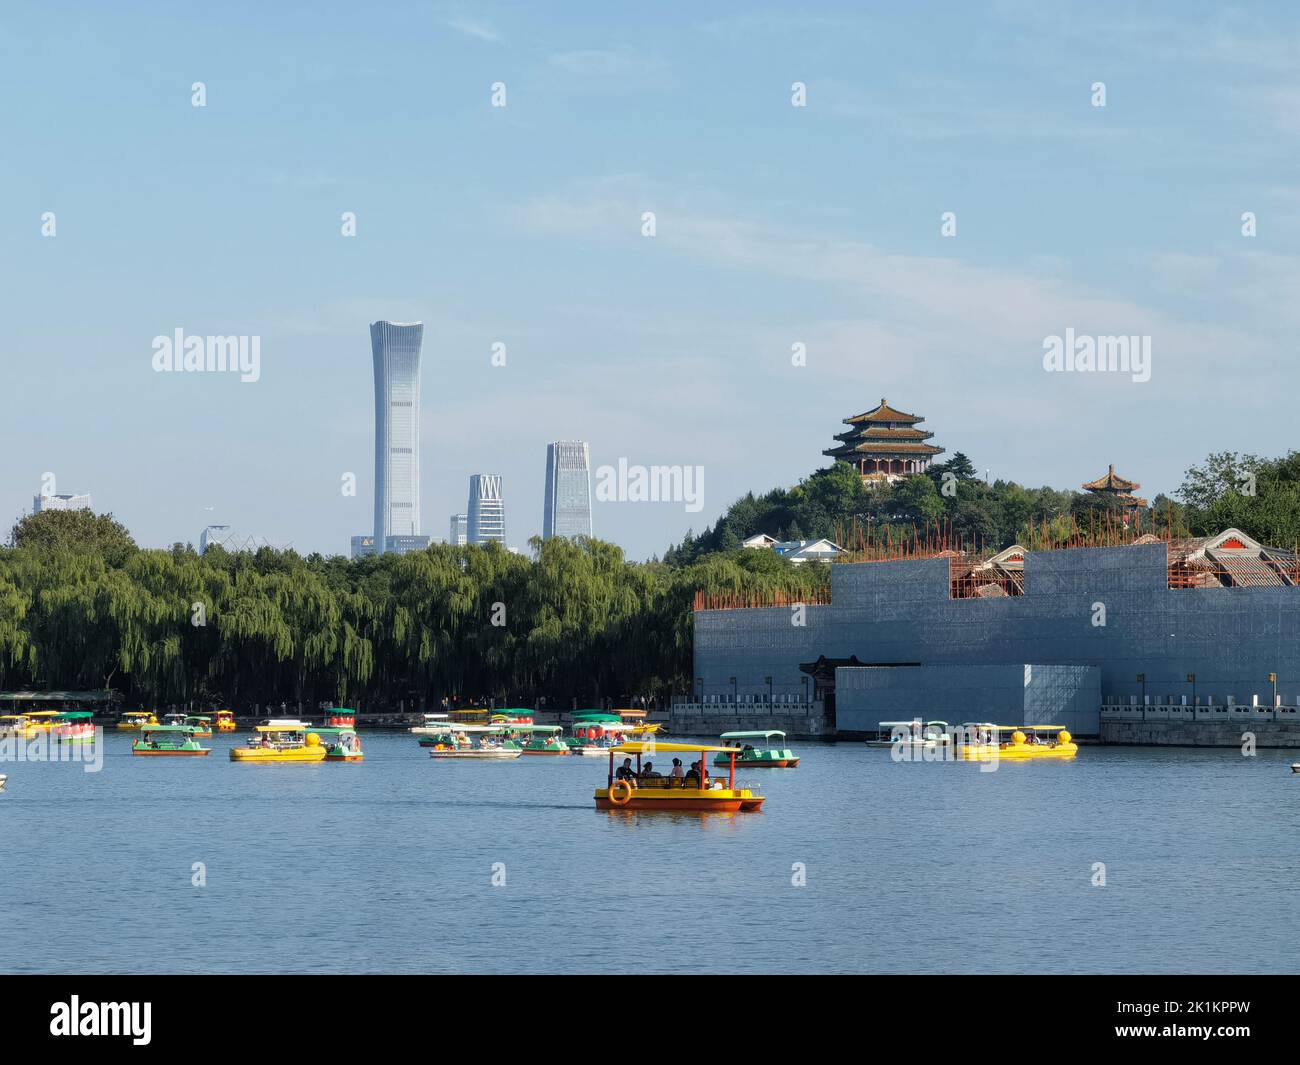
[
  {"left": 314, "top": 726, "right": 364, "bottom": 762},
  {"left": 229, "top": 724, "right": 327, "bottom": 763},
  {"left": 595, "top": 741, "right": 765, "bottom": 813},
  {"left": 570, "top": 712, "right": 624, "bottom": 748},
  {"left": 491, "top": 708, "right": 534, "bottom": 725},
  {"left": 162, "top": 712, "right": 188, "bottom": 728},
  {"left": 864, "top": 720, "right": 952, "bottom": 750},
  {"left": 214, "top": 710, "right": 236, "bottom": 732},
  {"left": 22, "top": 710, "right": 62, "bottom": 734},
  {"left": 516, "top": 725, "right": 571, "bottom": 756},
  {"left": 54, "top": 711, "right": 97, "bottom": 745},
  {"left": 714, "top": 730, "right": 799, "bottom": 768},
  {"left": 0, "top": 774, "right": 6, "bottom": 792},
  {"left": 0, "top": 714, "right": 34, "bottom": 739},
  {"left": 410, "top": 713, "right": 451, "bottom": 735},
  {"left": 427, "top": 725, "right": 522, "bottom": 760},
  {"left": 132, "top": 724, "right": 211, "bottom": 757},
  {"left": 117, "top": 711, "right": 159, "bottom": 731},
  {"left": 325, "top": 707, "right": 357, "bottom": 728},
  {"left": 184, "top": 715, "right": 214, "bottom": 738},
  {"left": 956, "top": 724, "right": 1078, "bottom": 761}
]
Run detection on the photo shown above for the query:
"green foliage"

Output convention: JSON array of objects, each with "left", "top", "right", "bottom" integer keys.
[
  {"left": 10, "top": 509, "right": 137, "bottom": 566},
  {"left": 0, "top": 531, "right": 825, "bottom": 710},
  {"left": 1178, "top": 451, "right": 1300, "bottom": 547}
]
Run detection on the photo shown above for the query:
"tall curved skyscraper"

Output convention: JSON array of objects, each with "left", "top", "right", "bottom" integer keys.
[{"left": 371, "top": 321, "right": 424, "bottom": 552}]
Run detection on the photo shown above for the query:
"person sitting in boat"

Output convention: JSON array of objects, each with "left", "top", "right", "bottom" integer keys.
[
  {"left": 670, "top": 758, "right": 684, "bottom": 780},
  {"left": 615, "top": 758, "right": 637, "bottom": 783},
  {"left": 683, "top": 761, "right": 701, "bottom": 787},
  {"left": 639, "top": 761, "right": 663, "bottom": 780}
]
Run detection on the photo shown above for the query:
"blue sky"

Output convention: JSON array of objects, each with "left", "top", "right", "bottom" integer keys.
[{"left": 3, "top": 1, "right": 1299, "bottom": 558}]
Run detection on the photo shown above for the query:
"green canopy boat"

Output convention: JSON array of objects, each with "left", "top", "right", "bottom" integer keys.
[
  {"left": 132, "top": 725, "right": 211, "bottom": 757},
  {"left": 713, "top": 730, "right": 799, "bottom": 768}
]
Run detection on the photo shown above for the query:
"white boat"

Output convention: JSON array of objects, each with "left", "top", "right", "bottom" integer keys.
[
  {"left": 410, "top": 713, "right": 451, "bottom": 735},
  {"left": 425, "top": 724, "right": 523, "bottom": 760},
  {"left": 431, "top": 748, "right": 522, "bottom": 760},
  {"left": 1291, "top": 764, "right": 1300, "bottom": 774},
  {"left": 865, "top": 719, "right": 952, "bottom": 750},
  {"left": 570, "top": 745, "right": 613, "bottom": 757},
  {"left": 0, "top": 774, "right": 6, "bottom": 792}
]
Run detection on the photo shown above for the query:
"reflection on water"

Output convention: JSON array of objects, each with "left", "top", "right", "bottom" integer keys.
[{"left": 1, "top": 732, "right": 1296, "bottom": 973}]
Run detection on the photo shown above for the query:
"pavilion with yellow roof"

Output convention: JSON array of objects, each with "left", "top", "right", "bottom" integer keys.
[{"left": 823, "top": 398, "right": 945, "bottom": 485}]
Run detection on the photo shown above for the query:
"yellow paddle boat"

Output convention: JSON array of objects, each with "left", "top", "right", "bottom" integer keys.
[
  {"left": 957, "top": 724, "right": 1078, "bottom": 761},
  {"left": 595, "top": 741, "right": 765, "bottom": 813},
  {"left": 229, "top": 724, "right": 326, "bottom": 763},
  {"left": 214, "top": 710, "right": 236, "bottom": 732},
  {"left": 117, "top": 711, "right": 159, "bottom": 731},
  {"left": 0, "top": 715, "right": 34, "bottom": 739}
]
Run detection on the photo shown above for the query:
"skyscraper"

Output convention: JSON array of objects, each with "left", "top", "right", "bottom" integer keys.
[
  {"left": 467, "top": 475, "right": 505, "bottom": 545},
  {"left": 371, "top": 320, "right": 424, "bottom": 553},
  {"left": 449, "top": 513, "right": 468, "bottom": 546},
  {"left": 33, "top": 491, "right": 91, "bottom": 513},
  {"left": 542, "top": 441, "right": 592, "bottom": 540}
]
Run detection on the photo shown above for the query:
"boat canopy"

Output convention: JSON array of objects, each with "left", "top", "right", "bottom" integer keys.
[
  {"left": 613, "top": 740, "right": 743, "bottom": 755},
  {"left": 493, "top": 708, "right": 533, "bottom": 716},
  {"left": 877, "top": 720, "right": 924, "bottom": 727},
  {"left": 572, "top": 713, "right": 621, "bottom": 723},
  {"left": 24, "top": 710, "right": 61, "bottom": 717},
  {"left": 254, "top": 724, "right": 310, "bottom": 733},
  {"left": 310, "top": 726, "right": 357, "bottom": 736},
  {"left": 123, "top": 711, "right": 155, "bottom": 718},
  {"left": 58, "top": 711, "right": 95, "bottom": 720},
  {"left": 989, "top": 724, "right": 1066, "bottom": 731},
  {"left": 720, "top": 730, "right": 786, "bottom": 741},
  {"left": 508, "top": 724, "right": 562, "bottom": 734},
  {"left": 141, "top": 725, "right": 199, "bottom": 734}
]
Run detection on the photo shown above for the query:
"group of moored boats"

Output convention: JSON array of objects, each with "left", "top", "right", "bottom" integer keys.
[
  {"left": 119, "top": 710, "right": 364, "bottom": 762},
  {"left": 865, "top": 720, "right": 1079, "bottom": 760}
]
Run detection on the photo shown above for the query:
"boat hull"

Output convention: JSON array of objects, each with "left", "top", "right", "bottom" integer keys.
[
  {"left": 324, "top": 752, "right": 363, "bottom": 762},
  {"left": 430, "top": 750, "right": 522, "bottom": 760},
  {"left": 521, "top": 749, "right": 570, "bottom": 756},
  {"left": 229, "top": 747, "right": 326, "bottom": 763},
  {"left": 132, "top": 748, "right": 210, "bottom": 756},
  {"left": 594, "top": 787, "right": 764, "bottom": 812},
  {"left": 958, "top": 743, "right": 1078, "bottom": 761}
]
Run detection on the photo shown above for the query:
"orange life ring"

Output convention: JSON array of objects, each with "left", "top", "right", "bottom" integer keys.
[{"left": 609, "top": 779, "right": 633, "bottom": 806}]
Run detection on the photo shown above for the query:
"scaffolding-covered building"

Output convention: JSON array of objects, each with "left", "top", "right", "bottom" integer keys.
[{"left": 690, "top": 528, "right": 1300, "bottom": 738}]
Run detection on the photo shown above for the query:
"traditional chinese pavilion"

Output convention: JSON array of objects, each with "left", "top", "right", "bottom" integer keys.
[
  {"left": 1081, "top": 464, "right": 1148, "bottom": 516},
  {"left": 823, "top": 398, "right": 944, "bottom": 485}
]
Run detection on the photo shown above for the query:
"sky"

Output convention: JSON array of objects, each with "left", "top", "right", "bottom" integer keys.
[{"left": 2, "top": 1, "right": 1299, "bottom": 559}]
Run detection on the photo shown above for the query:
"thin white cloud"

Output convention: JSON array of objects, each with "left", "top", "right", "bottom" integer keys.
[{"left": 444, "top": 13, "right": 502, "bottom": 43}]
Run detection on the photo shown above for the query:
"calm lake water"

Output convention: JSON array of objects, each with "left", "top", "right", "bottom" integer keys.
[{"left": 3, "top": 731, "right": 1298, "bottom": 974}]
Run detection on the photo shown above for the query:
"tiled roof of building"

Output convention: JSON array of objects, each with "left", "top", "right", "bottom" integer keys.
[
  {"left": 1082, "top": 464, "right": 1141, "bottom": 493},
  {"left": 844, "top": 398, "right": 923, "bottom": 425}
]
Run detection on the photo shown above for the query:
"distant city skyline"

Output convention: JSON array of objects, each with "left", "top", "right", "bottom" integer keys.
[
  {"left": 7, "top": 4, "right": 1299, "bottom": 561},
  {"left": 543, "top": 441, "right": 593, "bottom": 540}
]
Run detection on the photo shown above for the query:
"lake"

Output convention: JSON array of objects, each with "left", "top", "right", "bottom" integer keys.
[{"left": 3, "top": 731, "right": 1297, "bottom": 973}]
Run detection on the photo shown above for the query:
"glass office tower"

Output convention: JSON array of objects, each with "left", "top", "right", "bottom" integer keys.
[{"left": 542, "top": 441, "right": 592, "bottom": 540}]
